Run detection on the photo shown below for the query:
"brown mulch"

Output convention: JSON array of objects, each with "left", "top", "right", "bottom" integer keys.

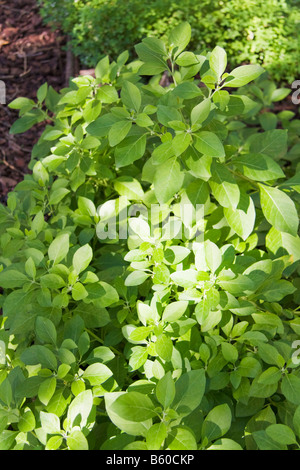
[{"left": 0, "top": 0, "right": 67, "bottom": 202}]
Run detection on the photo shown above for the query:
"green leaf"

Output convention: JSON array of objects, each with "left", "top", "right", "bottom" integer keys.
[
  {"left": 266, "top": 227, "right": 300, "bottom": 260},
  {"left": 114, "top": 176, "right": 144, "bottom": 201},
  {"left": 252, "top": 430, "right": 287, "bottom": 450},
  {"left": 164, "top": 246, "right": 190, "bottom": 265},
  {"left": 209, "top": 46, "right": 227, "bottom": 80},
  {"left": 249, "top": 129, "right": 287, "bottom": 159},
  {"left": 168, "top": 22, "right": 191, "bottom": 56},
  {"left": 37, "top": 82, "right": 48, "bottom": 103},
  {"left": 38, "top": 377, "right": 57, "bottom": 406},
  {"left": 146, "top": 422, "right": 167, "bottom": 450},
  {"left": 195, "top": 288, "right": 220, "bottom": 324},
  {"left": 82, "top": 363, "right": 113, "bottom": 385},
  {"left": 225, "top": 65, "right": 264, "bottom": 87},
  {"left": 67, "top": 390, "right": 93, "bottom": 429},
  {"left": 258, "top": 184, "right": 299, "bottom": 236},
  {"left": 154, "top": 157, "right": 184, "bottom": 204},
  {"left": 40, "top": 411, "right": 61, "bottom": 435},
  {"left": 25, "top": 257, "right": 36, "bottom": 279},
  {"left": 156, "top": 372, "right": 176, "bottom": 409},
  {"left": 9, "top": 97, "right": 35, "bottom": 111},
  {"left": 78, "top": 196, "right": 97, "bottom": 217},
  {"left": 35, "top": 316, "right": 57, "bottom": 345},
  {"left": 125, "top": 271, "right": 150, "bottom": 286},
  {"left": 237, "top": 357, "right": 262, "bottom": 378},
  {"left": 202, "top": 404, "right": 232, "bottom": 442},
  {"left": 72, "top": 282, "right": 88, "bottom": 301},
  {"left": 155, "top": 334, "right": 173, "bottom": 362},
  {"left": 18, "top": 408, "right": 36, "bottom": 432},
  {"left": 162, "top": 301, "right": 189, "bottom": 323},
  {"left": 257, "top": 367, "right": 281, "bottom": 385},
  {"left": 135, "top": 42, "right": 168, "bottom": 75},
  {"left": 45, "top": 436, "right": 63, "bottom": 450},
  {"left": 194, "top": 131, "right": 225, "bottom": 158},
  {"left": 10, "top": 109, "right": 44, "bottom": 134},
  {"left": 173, "top": 82, "right": 203, "bottom": 99},
  {"left": 167, "top": 426, "right": 197, "bottom": 450},
  {"left": 115, "top": 133, "right": 147, "bottom": 168},
  {"left": 0, "top": 431, "right": 18, "bottom": 450},
  {"left": 129, "top": 326, "right": 152, "bottom": 342},
  {"left": 121, "top": 81, "right": 141, "bottom": 113},
  {"left": 224, "top": 192, "right": 256, "bottom": 240},
  {"left": 281, "top": 374, "right": 300, "bottom": 405},
  {"left": 234, "top": 154, "right": 285, "bottom": 181},
  {"left": 108, "top": 120, "right": 132, "bottom": 147},
  {"left": 209, "top": 161, "right": 240, "bottom": 208},
  {"left": 67, "top": 430, "right": 89, "bottom": 450},
  {"left": 49, "top": 188, "right": 70, "bottom": 205},
  {"left": 97, "top": 85, "right": 119, "bottom": 103},
  {"left": 109, "top": 391, "right": 156, "bottom": 422},
  {"left": 191, "top": 99, "right": 211, "bottom": 126},
  {"left": 128, "top": 346, "right": 148, "bottom": 371},
  {"left": 73, "top": 244, "right": 93, "bottom": 274},
  {"left": 85, "top": 281, "right": 119, "bottom": 307},
  {"left": 105, "top": 392, "right": 152, "bottom": 436},
  {"left": 172, "top": 133, "right": 192, "bottom": 157},
  {"left": 266, "top": 424, "right": 297, "bottom": 445},
  {"left": 172, "top": 369, "right": 206, "bottom": 417},
  {"left": 221, "top": 342, "right": 238, "bottom": 363},
  {"left": 40, "top": 274, "right": 65, "bottom": 289},
  {"left": 21, "top": 345, "right": 57, "bottom": 370},
  {"left": 157, "top": 105, "right": 182, "bottom": 127},
  {"left": 0, "top": 269, "right": 28, "bottom": 288},
  {"left": 171, "top": 269, "right": 198, "bottom": 288},
  {"left": 208, "top": 438, "right": 243, "bottom": 450}
]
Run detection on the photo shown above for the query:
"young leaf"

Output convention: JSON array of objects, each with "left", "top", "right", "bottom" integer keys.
[
  {"left": 48, "top": 233, "right": 70, "bottom": 265},
  {"left": 73, "top": 244, "right": 93, "bottom": 274},
  {"left": 168, "top": 22, "right": 192, "bottom": 56},
  {"left": 259, "top": 184, "right": 299, "bottom": 236},
  {"left": 224, "top": 193, "right": 256, "bottom": 240},
  {"left": 265, "top": 424, "right": 297, "bottom": 446},
  {"left": 209, "top": 161, "right": 240, "bottom": 208},
  {"left": 191, "top": 99, "right": 211, "bottom": 126},
  {"left": 154, "top": 157, "right": 184, "bottom": 204},
  {"left": 108, "top": 391, "right": 156, "bottom": 422},
  {"left": 202, "top": 404, "right": 232, "bottom": 442},
  {"left": 209, "top": 46, "right": 227, "bottom": 80},
  {"left": 156, "top": 372, "right": 176, "bottom": 409},
  {"left": 121, "top": 81, "right": 141, "bottom": 113},
  {"left": 194, "top": 131, "right": 225, "bottom": 158},
  {"left": 225, "top": 65, "right": 264, "bottom": 87}
]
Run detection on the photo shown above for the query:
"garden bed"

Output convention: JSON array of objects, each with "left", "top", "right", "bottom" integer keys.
[{"left": 0, "top": 0, "right": 66, "bottom": 201}]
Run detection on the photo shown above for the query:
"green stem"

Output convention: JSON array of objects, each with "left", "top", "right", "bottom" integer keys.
[{"left": 86, "top": 328, "right": 122, "bottom": 356}]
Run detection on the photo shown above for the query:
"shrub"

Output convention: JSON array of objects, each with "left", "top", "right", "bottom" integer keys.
[
  {"left": 38, "top": 0, "right": 300, "bottom": 83},
  {"left": 0, "top": 23, "right": 300, "bottom": 450}
]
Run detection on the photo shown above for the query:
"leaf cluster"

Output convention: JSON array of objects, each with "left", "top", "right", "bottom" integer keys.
[{"left": 0, "top": 23, "right": 300, "bottom": 450}]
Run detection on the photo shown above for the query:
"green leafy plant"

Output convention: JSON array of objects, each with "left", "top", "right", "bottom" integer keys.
[
  {"left": 0, "top": 23, "right": 300, "bottom": 450},
  {"left": 38, "top": 0, "right": 300, "bottom": 83}
]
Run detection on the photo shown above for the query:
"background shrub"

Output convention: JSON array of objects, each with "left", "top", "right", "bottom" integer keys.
[{"left": 38, "top": 0, "right": 300, "bottom": 83}]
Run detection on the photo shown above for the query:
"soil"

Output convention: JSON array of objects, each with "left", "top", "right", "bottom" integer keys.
[{"left": 0, "top": 0, "right": 67, "bottom": 202}]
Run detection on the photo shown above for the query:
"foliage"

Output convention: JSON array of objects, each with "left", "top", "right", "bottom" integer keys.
[
  {"left": 37, "top": 0, "right": 300, "bottom": 84},
  {"left": 0, "top": 23, "right": 300, "bottom": 450}
]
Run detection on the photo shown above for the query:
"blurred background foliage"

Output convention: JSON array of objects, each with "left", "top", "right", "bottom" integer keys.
[{"left": 38, "top": 0, "right": 299, "bottom": 83}]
